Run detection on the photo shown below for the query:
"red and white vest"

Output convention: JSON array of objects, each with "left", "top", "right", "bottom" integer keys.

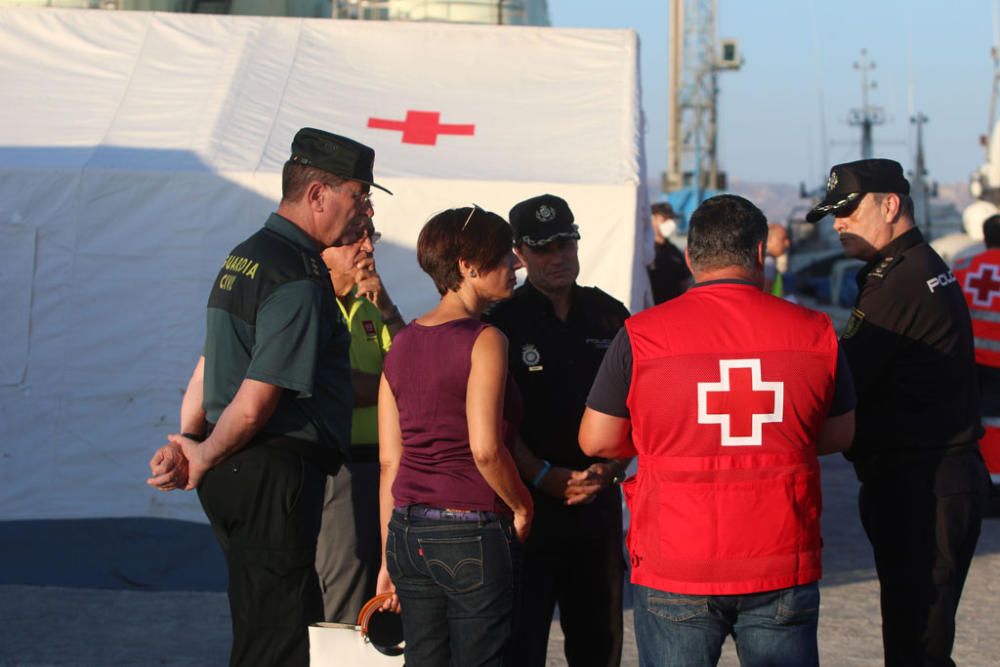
[
  {"left": 624, "top": 282, "right": 838, "bottom": 595},
  {"left": 954, "top": 249, "right": 1000, "bottom": 368},
  {"left": 954, "top": 250, "right": 1000, "bottom": 477}
]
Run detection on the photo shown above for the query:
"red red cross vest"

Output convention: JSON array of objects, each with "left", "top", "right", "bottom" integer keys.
[
  {"left": 624, "top": 282, "right": 838, "bottom": 595},
  {"left": 954, "top": 250, "right": 1000, "bottom": 475},
  {"left": 954, "top": 249, "right": 1000, "bottom": 368}
]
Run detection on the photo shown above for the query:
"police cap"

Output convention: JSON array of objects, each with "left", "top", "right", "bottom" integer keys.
[
  {"left": 290, "top": 127, "right": 392, "bottom": 194},
  {"left": 509, "top": 194, "right": 580, "bottom": 247},
  {"left": 805, "top": 158, "right": 909, "bottom": 222}
]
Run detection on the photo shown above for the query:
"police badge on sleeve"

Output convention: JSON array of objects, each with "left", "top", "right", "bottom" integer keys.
[{"left": 842, "top": 308, "right": 865, "bottom": 339}]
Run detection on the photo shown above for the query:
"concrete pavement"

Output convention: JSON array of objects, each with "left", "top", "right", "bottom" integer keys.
[{"left": 2, "top": 456, "right": 999, "bottom": 666}]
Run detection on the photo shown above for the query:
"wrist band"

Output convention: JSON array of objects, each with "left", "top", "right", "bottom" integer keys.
[
  {"left": 531, "top": 460, "right": 552, "bottom": 487},
  {"left": 181, "top": 432, "right": 204, "bottom": 442}
]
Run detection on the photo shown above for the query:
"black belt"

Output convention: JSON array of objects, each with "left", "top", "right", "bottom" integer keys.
[
  {"left": 395, "top": 504, "right": 506, "bottom": 523},
  {"left": 853, "top": 442, "right": 981, "bottom": 481},
  {"left": 873, "top": 442, "right": 979, "bottom": 461}
]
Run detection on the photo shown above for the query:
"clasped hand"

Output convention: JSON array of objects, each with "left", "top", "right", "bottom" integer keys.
[
  {"left": 540, "top": 463, "right": 615, "bottom": 506},
  {"left": 146, "top": 434, "right": 209, "bottom": 491}
]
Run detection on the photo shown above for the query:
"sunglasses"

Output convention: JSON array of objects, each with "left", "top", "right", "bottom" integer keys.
[
  {"left": 325, "top": 182, "right": 373, "bottom": 209},
  {"left": 461, "top": 204, "right": 482, "bottom": 231}
]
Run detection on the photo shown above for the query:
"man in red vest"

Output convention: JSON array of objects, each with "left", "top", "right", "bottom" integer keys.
[
  {"left": 954, "top": 213, "right": 1000, "bottom": 485},
  {"left": 579, "top": 194, "right": 856, "bottom": 666}
]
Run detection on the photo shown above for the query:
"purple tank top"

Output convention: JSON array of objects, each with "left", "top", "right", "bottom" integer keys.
[{"left": 383, "top": 318, "right": 522, "bottom": 512}]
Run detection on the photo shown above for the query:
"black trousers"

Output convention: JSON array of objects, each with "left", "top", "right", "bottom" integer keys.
[
  {"left": 506, "top": 486, "right": 625, "bottom": 667},
  {"left": 198, "top": 444, "right": 327, "bottom": 667},
  {"left": 858, "top": 447, "right": 990, "bottom": 667}
]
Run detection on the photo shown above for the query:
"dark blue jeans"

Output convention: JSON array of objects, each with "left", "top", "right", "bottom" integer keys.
[
  {"left": 385, "top": 510, "right": 520, "bottom": 667},
  {"left": 633, "top": 582, "right": 820, "bottom": 667}
]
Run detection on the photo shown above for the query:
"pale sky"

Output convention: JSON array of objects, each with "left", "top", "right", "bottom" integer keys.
[{"left": 548, "top": 0, "right": 995, "bottom": 189}]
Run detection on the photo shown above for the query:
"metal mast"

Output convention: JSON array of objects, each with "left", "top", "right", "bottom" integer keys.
[
  {"left": 667, "top": 0, "right": 684, "bottom": 192},
  {"left": 910, "top": 112, "right": 933, "bottom": 236},
  {"left": 848, "top": 49, "right": 884, "bottom": 160},
  {"left": 666, "top": 0, "right": 739, "bottom": 202}
]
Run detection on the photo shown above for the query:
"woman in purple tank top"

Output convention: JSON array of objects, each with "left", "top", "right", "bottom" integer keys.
[{"left": 375, "top": 206, "right": 534, "bottom": 667}]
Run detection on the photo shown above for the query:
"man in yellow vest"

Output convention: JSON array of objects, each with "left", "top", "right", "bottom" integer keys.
[
  {"left": 316, "top": 214, "right": 406, "bottom": 623},
  {"left": 954, "top": 213, "right": 1000, "bottom": 487},
  {"left": 764, "top": 222, "right": 790, "bottom": 298}
]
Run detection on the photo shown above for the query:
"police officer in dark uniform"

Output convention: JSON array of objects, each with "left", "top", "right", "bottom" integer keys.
[
  {"left": 806, "top": 158, "right": 990, "bottom": 667},
  {"left": 647, "top": 201, "right": 691, "bottom": 304},
  {"left": 483, "top": 194, "right": 629, "bottom": 667},
  {"left": 147, "top": 128, "right": 389, "bottom": 667}
]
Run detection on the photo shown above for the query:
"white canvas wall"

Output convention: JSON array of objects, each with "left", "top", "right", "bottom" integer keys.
[{"left": 0, "top": 8, "right": 647, "bottom": 522}]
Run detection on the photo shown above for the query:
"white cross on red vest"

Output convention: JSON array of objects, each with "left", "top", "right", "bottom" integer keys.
[
  {"left": 964, "top": 263, "right": 1000, "bottom": 307},
  {"left": 697, "top": 359, "right": 784, "bottom": 446}
]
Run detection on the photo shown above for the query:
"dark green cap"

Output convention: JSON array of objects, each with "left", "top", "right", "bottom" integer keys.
[{"left": 290, "top": 128, "right": 392, "bottom": 194}]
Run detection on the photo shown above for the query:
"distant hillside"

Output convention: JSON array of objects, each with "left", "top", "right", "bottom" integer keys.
[
  {"left": 648, "top": 179, "right": 974, "bottom": 225},
  {"left": 936, "top": 182, "right": 973, "bottom": 212},
  {"left": 727, "top": 180, "right": 804, "bottom": 224}
]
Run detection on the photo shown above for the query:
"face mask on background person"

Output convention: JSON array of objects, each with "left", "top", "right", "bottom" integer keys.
[{"left": 658, "top": 218, "right": 677, "bottom": 239}]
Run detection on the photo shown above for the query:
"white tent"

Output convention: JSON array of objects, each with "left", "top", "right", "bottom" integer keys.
[{"left": 0, "top": 8, "right": 647, "bottom": 525}]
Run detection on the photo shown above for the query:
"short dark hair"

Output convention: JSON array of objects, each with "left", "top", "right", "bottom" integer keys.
[
  {"left": 281, "top": 160, "right": 346, "bottom": 202},
  {"left": 898, "top": 193, "right": 914, "bottom": 220},
  {"left": 651, "top": 202, "right": 675, "bottom": 218},
  {"left": 687, "top": 194, "right": 768, "bottom": 273},
  {"left": 985, "top": 214, "right": 1000, "bottom": 248},
  {"left": 417, "top": 207, "right": 513, "bottom": 295},
  {"left": 870, "top": 192, "right": 914, "bottom": 222}
]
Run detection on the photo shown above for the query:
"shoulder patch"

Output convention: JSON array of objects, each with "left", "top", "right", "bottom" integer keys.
[
  {"left": 842, "top": 308, "right": 865, "bottom": 339},
  {"left": 926, "top": 270, "right": 958, "bottom": 294},
  {"left": 868, "top": 255, "right": 902, "bottom": 280},
  {"left": 303, "top": 252, "right": 324, "bottom": 279}
]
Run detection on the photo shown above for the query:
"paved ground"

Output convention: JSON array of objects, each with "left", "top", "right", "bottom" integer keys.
[{"left": 2, "top": 455, "right": 999, "bottom": 666}]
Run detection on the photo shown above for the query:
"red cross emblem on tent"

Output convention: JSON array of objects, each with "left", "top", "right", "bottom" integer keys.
[
  {"left": 368, "top": 110, "right": 475, "bottom": 146},
  {"left": 697, "top": 359, "right": 784, "bottom": 446},
  {"left": 964, "top": 263, "right": 1000, "bottom": 307}
]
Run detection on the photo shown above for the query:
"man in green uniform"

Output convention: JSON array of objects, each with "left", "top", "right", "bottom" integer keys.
[
  {"left": 147, "top": 128, "right": 390, "bottom": 667},
  {"left": 316, "top": 214, "right": 405, "bottom": 623}
]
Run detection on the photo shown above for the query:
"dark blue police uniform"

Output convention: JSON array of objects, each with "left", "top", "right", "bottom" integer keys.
[
  {"left": 485, "top": 280, "right": 628, "bottom": 667},
  {"left": 843, "top": 227, "right": 990, "bottom": 667}
]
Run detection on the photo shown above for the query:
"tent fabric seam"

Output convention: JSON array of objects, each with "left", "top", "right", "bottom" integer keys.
[
  {"left": 254, "top": 18, "right": 306, "bottom": 177},
  {"left": 85, "top": 11, "right": 154, "bottom": 171}
]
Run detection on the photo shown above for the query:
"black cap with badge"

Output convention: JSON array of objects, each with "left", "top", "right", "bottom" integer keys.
[
  {"left": 289, "top": 127, "right": 393, "bottom": 194},
  {"left": 805, "top": 158, "right": 909, "bottom": 222},
  {"left": 509, "top": 194, "right": 581, "bottom": 247}
]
